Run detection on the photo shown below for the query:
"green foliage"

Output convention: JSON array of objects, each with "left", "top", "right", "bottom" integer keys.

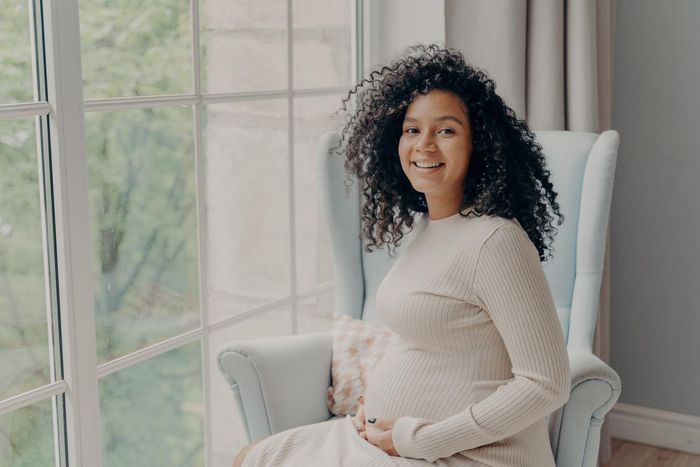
[
  {"left": 79, "top": 0, "right": 192, "bottom": 98},
  {"left": 84, "top": 106, "right": 200, "bottom": 364},
  {"left": 0, "top": 117, "right": 51, "bottom": 400},
  {"left": 100, "top": 343, "right": 204, "bottom": 467},
  {"left": 0, "top": 2, "right": 34, "bottom": 103},
  {"left": 0, "top": 400, "right": 54, "bottom": 466}
]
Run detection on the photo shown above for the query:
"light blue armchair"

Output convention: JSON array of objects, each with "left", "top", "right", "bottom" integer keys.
[{"left": 217, "top": 130, "right": 622, "bottom": 467}]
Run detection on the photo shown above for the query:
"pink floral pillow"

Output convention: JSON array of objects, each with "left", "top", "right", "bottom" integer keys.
[{"left": 325, "top": 313, "right": 399, "bottom": 416}]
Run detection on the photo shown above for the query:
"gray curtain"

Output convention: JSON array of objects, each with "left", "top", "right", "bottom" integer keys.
[{"left": 444, "top": 1, "right": 616, "bottom": 463}]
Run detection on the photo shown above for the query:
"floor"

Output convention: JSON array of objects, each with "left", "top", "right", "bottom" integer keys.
[{"left": 600, "top": 438, "right": 700, "bottom": 466}]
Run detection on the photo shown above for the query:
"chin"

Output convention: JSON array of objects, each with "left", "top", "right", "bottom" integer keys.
[{"left": 410, "top": 182, "right": 438, "bottom": 194}]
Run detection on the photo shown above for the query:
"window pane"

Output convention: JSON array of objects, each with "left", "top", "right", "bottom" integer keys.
[
  {"left": 79, "top": 0, "right": 192, "bottom": 98},
  {"left": 293, "top": 95, "right": 342, "bottom": 292},
  {"left": 0, "top": 118, "right": 51, "bottom": 400},
  {"left": 0, "top": 2, "right": 34, "bottom": 103},
  {"left": 84, "top": 107, "right": 200, "bottom": 363},
  {"left": 0, "top": 398, "right": 55, "bottom": 466},
  {"left": 209, "top": 306, "right": 292, "bottom": 466},
  {"left": 204, "top": 100, "right": 290, "bottom": 323},
  {"left": 297, "top": 288, "right": 334, "bottom": 334},
  {"left": 100, "top": 342, "right": 204, "bottom": 467},
  {"left": 200, "top": 0, "right": 287, "bottom": 94},
  {"left": 293, "top": 0, "right": 352, "bottom": 89}
]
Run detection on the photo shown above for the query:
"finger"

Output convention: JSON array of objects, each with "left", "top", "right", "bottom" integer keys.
[
  {"left": 371, "top": 419, "right": 386, "bottom": 429},
  {"left": 365, "top": 428, "right": 387, "bottom": 444},
  {"left": 372, "top": 418, "right": 396, "bottom": 430},
  {"left": 365, "top": 429, "right": 378, "bottom": 446},
  {"left": 366, "top": 430, "right": 391, "bottom": 452}
]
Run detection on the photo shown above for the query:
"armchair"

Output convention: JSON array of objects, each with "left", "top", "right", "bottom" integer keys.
[{"left": 217, "top": 130, "right": 622, "bottom": 467}]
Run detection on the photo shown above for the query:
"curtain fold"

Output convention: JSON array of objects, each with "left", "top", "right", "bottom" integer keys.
[
  {"left": 526, "top": 0, "right": 566, "bottom": 129},
  {"left": 445, "top": 1, "right": 616, "bottom": 464}
]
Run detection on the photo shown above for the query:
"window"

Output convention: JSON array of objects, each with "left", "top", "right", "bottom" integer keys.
[{"left": 0, "top": 0, "right": 358, "bottom": 465}]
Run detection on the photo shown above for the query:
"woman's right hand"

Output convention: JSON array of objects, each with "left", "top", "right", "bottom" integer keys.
[{"left": 351, "top": 395, "right": 367, "bottom": 440}]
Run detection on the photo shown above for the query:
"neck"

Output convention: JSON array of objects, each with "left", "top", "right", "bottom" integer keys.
[{"left": 426, "top": 201, "right": 473, "bottom": 221}]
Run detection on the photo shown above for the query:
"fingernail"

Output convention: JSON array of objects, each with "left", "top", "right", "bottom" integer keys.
[{"left": 367, "top": 418, "right": 376, "bottom": 424}]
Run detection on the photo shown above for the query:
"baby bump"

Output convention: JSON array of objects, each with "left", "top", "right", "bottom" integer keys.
[{"left": 363, "top": 347, "right": 475, "bottom": 423}]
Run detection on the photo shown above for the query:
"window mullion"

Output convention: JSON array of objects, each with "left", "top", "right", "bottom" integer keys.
[
  {"left": 286, "top": 0, "right": 298, "bottom": 337},
  {"left": 189, "top": 0, "right": 214, "bottom": 465},
  {"left": 30, "top": 1, "right": 65, "bottom": 466},
  {"left": 42, "top": 1, "right": 103, "bottom": 466},
  {"left": 352, "top": 0, "right": 363, "bottom": 85}
]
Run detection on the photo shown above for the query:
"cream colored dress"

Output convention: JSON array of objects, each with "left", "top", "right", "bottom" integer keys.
[{"left": 243, "top": 209, "right": 570, "bottom": 467}]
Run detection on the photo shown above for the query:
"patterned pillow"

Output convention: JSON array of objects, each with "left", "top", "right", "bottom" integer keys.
[{"left": 325, "top": 313, "right": 399, "bottom": 416}]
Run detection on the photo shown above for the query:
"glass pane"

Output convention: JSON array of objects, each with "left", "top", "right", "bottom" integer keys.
[
  {"left": 0, "top": 2, "right": 34, "bottom": 103},
  {"left": 204, "top": 100, "right": 290, "bottom": 323},
  {"left": 0, "top": 118, "right": 51, "bottom": 400},
  {"left": 85, "top": 107, "right": 200, "bottom": 363},
  {"left": 100, "top": 342, "right": 204, "bottom": 467},
  {"left": 79, "top": 0, "right": 192, "bottom": 98},
  {"left": 200, "top": 0, "right": 287, "bottom": 94},
  {"left": 209, "top": 306, "right": 292, "bottom": 466},
  {"left": 297, "top": 288, "right": 334, "bottom": 334},
  {"left": 0, "top": 398, "right": 55, "bottom": 466},
  {"left": 293, "top": 95, "right": 342, "bottom": 292},
  {"left": 293, "top": 0, "right": 352, "bottom": 89}
]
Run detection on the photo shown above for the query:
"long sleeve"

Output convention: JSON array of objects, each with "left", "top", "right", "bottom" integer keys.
[{"left": 391, "top": 225, "right": 571, "bottom": 462}]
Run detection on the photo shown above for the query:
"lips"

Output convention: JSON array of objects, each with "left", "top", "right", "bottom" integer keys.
[{"left": 412, "top": 161, "right": 445, "bottom": 171}]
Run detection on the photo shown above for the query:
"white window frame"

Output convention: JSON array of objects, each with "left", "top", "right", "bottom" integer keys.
[{"left": 0, "top": 0, "right": 366, "bottom": 465}]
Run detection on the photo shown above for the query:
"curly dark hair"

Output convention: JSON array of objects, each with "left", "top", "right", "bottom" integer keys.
[{"left": 330, "top": 43, "right": 563, "bottom": 261}]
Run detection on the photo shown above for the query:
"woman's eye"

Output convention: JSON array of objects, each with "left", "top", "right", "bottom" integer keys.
[{"left": 403, "top": 128, "right": 454, "bottom": 135}]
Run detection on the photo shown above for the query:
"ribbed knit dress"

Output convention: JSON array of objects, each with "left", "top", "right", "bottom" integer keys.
[{"left": 242, "top": 207, "right": 571, "bottom": 467}]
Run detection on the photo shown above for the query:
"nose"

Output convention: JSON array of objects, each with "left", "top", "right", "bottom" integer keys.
[{"left": 415, "top": 132, "right": 437, "bottom": 152}]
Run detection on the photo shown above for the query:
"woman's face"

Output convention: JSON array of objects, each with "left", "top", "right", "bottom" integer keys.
[{"left": 398, "top": 89, "right": 472, "bottom": 205}]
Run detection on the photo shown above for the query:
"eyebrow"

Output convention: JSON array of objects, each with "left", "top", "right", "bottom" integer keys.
[{"left": 403, "top": 115, "right": 464, "bottom": 126}]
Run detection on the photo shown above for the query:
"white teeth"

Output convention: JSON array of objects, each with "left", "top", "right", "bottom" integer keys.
[{"left": 414, "top": 162, "right": 443, "bottom": 168}]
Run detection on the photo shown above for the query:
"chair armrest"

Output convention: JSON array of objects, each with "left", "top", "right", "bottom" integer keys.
[
  {"left": 569, "top": 348, "right": 622, "bottom": 415},
  {"left": 551, "top": 347, "right": 622, "bottom": 467},
  {"left": 217, "top": 332, "right": 333, "bottom": 443}
]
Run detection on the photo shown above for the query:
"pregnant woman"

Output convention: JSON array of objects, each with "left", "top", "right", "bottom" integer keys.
[{"left": 234, "top": 43, "right": 571, "bottom": 467}]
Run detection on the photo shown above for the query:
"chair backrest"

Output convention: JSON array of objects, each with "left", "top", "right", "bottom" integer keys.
[{"left": 317, "top": 130, "right": 619, "bottom": 352}]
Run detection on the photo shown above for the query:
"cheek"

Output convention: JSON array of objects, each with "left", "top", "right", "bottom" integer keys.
[
  {"left": 397, "top": 139, "right": 411, "bottom": 163},
  {"left": 447, "top": 141, "right": 471, "bottom": 175},
  {"left": 454, "top": 137, "right": 471, "bottom": 154}
]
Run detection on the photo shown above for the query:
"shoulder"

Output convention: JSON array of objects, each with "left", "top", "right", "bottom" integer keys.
[
  {"left": 460, "top": 212, "right": 527, "bottom": 246},
  {"left": 478, "top": 219, "right": 539, "bottom": 266}
]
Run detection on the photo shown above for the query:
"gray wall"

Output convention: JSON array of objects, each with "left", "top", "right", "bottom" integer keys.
[
  {"left": 611, "top": 0, "right": 700, "bottom": 417},
  {"left": 365, "top": 0, "right": 445, "bottom": 70}
]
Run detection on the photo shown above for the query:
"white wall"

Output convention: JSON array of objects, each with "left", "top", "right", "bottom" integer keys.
[{"left": 611, "top": 0, "right": 700, "bottom": 417}]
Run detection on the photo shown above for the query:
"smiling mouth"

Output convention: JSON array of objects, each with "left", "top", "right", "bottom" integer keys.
[{"left": 412, "top": 162, "right": 445, "bottom": 170}]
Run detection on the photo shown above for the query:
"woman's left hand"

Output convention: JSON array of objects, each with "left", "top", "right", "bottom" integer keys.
[{"left": 365, "top": 418, "right": 399, "bottom": 456}]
